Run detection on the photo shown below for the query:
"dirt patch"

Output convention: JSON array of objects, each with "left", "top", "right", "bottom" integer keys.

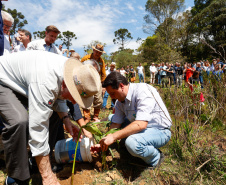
[{"left": 59, "top": 169, "right": 94, "bottom": 185}]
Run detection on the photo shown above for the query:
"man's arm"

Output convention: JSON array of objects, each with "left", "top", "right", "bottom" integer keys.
[
  {"left": 99, "top": 120, "right": 148, "bottom": 151},
  {"left": 57, "top": 112, "right": 80, "bottom": 141},
  {"left": 76, "top": 118, "right": 93, "bottom": 138},
  {"left": 36, "top": 155, "right": 60, "bottom": 185}
]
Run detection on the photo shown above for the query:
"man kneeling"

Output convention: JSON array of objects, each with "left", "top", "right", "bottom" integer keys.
[{"left": 96, "top": 71, "right": 172, "bottom": 168}]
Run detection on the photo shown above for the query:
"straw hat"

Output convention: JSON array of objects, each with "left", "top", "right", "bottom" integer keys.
[
  {"left": 64, "top": 58, "right": 101, "bottom": 108},
  {"left": 92, "top": 44, "right": 106, "bottom": 53},
  {"left": 69, "top": 49, "right": 75, "bottom": 52},
  {"left": 110, "top": 62, "right": 116, "bottom": 67}
]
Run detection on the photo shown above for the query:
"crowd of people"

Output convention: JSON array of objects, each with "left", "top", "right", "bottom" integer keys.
[{"left": 148, "top": 60, "right": 225, "bottom": 88}]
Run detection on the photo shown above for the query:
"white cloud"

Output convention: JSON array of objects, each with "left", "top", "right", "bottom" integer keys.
[
  {"left": 3, "top": 0, "right": 147, "bottom": 56},
  {"left": 128, "top": 19, "right": 137, "bottom": 23},
  {"left": 138, "top": 5, "right": 145, "bottom": 11},
  {"left": 125, "top": 2, "right": 135, "bottom": 11}
]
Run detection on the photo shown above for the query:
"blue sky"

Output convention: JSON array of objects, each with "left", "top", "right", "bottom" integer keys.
[{"left": 3, "top": 0, "right": 194, "bottom": 57}]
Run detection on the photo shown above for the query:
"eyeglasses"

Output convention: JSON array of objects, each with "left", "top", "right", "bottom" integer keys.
[{"left": 3, "top": 24, "right": 13, "bottom": 28}]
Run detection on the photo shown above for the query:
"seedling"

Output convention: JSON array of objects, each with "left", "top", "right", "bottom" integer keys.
[{"left": 71, "top": 121, "right": 119, "bottom": 185}]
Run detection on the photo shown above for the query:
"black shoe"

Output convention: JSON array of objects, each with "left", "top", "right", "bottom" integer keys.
[
  {"left": 5, "top": 176, "right": 29, "bottom": 185},
  {"left": 52, "top": 163, "right": 64, "bottom": 173}
]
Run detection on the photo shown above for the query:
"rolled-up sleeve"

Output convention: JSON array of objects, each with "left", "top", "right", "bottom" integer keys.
[{"left": 52, "top": 99, "right": 68, "bottom": 112}]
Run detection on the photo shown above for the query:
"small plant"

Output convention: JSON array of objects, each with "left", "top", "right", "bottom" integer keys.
[{"left": 71, "top": 121, "right": 119, "bottom": 185}]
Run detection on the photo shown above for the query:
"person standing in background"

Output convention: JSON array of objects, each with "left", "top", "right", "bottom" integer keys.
[
  {"left": 149, "top": 63, "right": 157, "bottom": 84},
  {"left": 81, "top": 44, "right": 106, "bottom": 122},
  {"left": 137, "top": 63, "right": 145, "bottom": 83},
  {"left": 1, "top": 10, "right": 14, "bottom": 55},
  {"left": 13, "top": 29, "right": 31, "bottom": 52},
  {"left": 27, "top": 25, "right": 61, "bottom": 54}
]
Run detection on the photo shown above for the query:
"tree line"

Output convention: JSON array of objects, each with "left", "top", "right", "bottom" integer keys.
[{"left": 2, "top": 0, "right": 225, "bottom": 67}]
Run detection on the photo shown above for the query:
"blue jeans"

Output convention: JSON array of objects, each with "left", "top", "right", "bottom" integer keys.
[
  {"left": 102, "top": 91, "right": 114, "bottom": 108},
  {"left": 199, "top": 75, "right": 204, "bottom": 88},
  {"left": 111, "top": 116, "right": 171, "bottom": 167},
  {"left": 158, "top": 74, "right": 161, "bottom": 84},
  {"left": 125, "top": 128, "right": 171, "bottom": 167},
  {"left": 138, "top": 73, "right": 144, "bottom": 83}
]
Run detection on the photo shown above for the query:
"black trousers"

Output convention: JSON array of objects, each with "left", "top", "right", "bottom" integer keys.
[{"left": 0, "top": 84, "right": 62, "bottom": 181}]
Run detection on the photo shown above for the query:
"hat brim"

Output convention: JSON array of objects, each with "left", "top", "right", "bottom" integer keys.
[
  {"left": 92, "top": 46, "right": 106, "bottom": 54},
  {"left": 64, "top": 58, "right": 94, "bottom": 109},
  {"left": 69, "top": 50, "right": 75, "bottom": 52}
]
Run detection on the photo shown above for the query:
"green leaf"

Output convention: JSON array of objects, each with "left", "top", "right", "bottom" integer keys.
[
  {"left": 104, "top": 128, "right": 120, "bottom": 136},
  {"left": 83, "top": 125, "right": 103, "bottom": 136}
]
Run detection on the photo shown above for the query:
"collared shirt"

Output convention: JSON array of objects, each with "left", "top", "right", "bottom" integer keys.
[
  {"left": 14, "top": 43, "right": 27, "bottom": 52},
  {"left": 112, "top": 83, "right": 172, "bottom": 129},
  {"left": 0, "top": 50, "right": 68, "bottom": 156},
  {"left": 27, "top": 39, "right": 61, "bottom": 54},
  {"left": 137, "top": 66, "right": 144, "bottom": 74},
  {"left": 4, "top": 34, "right": 11, "bottom": 55}
]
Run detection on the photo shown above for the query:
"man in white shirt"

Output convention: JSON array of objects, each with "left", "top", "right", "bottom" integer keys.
[
  {"left": 1, "top": 10, "right": 14, "bottom": 55},
  {"left": 136, "top": 63, "right": 145, "bottom": 83},
  {"left": 14, "top": 29, "right": 31, "bottom": 52},
  {"left": 96, "top": 71, "right": 172, "bottom": 168},
  {"left": 0, "top": 51, "right": 101, "bottom": 185},
  {"left": 27, "top": 25, "right": 61, "bottom": 54},
  {"left": 149, "top": 63, "right": 157, "bottom": 84},
  {"left": 58, "top": 44, "right": 68, "bottom": 56}
]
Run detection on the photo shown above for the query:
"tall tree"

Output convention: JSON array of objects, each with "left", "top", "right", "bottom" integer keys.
[
  {"left": 58, "top": 31, "right": 77, "bottom": 50},
  {"left": 190, "top": 0, "right": 226, "bottom": 60},
  {"left": 33, "top": 31, "right": 46, "bottom": 39},
  {"left": 111, "top": 49, "right": 136, "bottom": 68},
  {"left": 113, "top": 28, "right": 133, "bottom": 50},
  {"left": 138, "top": 34, "right": 184, "bottom": 64},
  {"left": 5, "top": 8, "right": 28, "bottom": 35},
  {"left": 144, "top": 0, "right": 185, "bottom": 47}
]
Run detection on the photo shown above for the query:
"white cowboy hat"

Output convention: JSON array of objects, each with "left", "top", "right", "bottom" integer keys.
[{"left": 64, "top": 58, "right": 101, "bottom": 108}]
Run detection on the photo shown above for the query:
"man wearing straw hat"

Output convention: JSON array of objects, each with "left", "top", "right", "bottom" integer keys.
[
  {"left": 0, "top": 50, "right": 101, "bottom": 185},
  {"left": 81, "top": 44, "right": 107, "bottom": 122}
]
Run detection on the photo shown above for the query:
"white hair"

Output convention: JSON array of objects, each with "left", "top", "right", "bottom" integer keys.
[
  {"left": 1, "top": 10, "right": 14, "bottom": 24},
  {"left": 83, "top": 59, "right": 100, "bottom": 72}
]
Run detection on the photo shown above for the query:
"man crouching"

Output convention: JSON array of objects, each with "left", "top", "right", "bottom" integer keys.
[{"left": 94, "top": 71, "right": 172, "bottom": 168}]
